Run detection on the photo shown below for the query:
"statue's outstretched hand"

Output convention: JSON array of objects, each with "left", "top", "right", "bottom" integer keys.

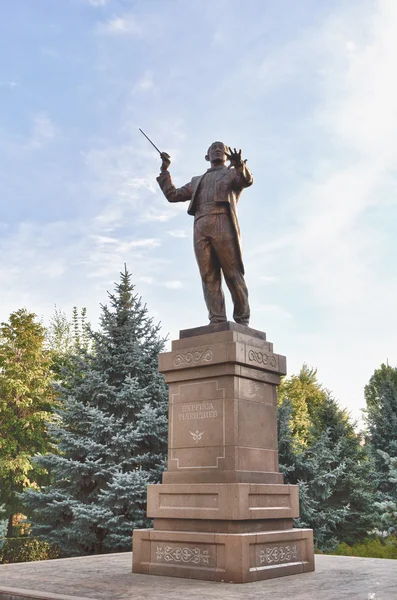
[
  {"left": 160, "top": 152, "right": 171, "bottom": 172},
  {"left": 226, "top": 147, "right": 246, "bottom": 168}
]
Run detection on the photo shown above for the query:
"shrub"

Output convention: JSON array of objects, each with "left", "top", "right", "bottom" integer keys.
[
  {"left": 334, "top": 542, "right": 353, "bottom": 556},
  {"left": 332, "top": 536, "right": 397, "bottom": 559},
  {"left": 0, "top": 538, "right": 60, "bottom": 564}
]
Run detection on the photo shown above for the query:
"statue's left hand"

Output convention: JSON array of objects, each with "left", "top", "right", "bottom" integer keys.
[{"left": 226, "top": 147, "right": 245, "bottom": 168}]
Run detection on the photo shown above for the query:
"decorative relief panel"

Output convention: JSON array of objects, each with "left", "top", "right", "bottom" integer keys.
[
  {"left": 156, "top": 545, "right": 210, "bottom": 565},
  {"left": 248, "top": 349, "right": 277, "bottom": 369},
  {"left": 259, "top": 544, "right": 299, "bottom": 565},
  {"left": 171, "top": 397, "right": 224, "bottom": 449},
  {"left": 170, "top": 380, "right": 226, "bottom": 468},
  {"left": 173, "top": 349, "right": 213, "bottom": 367}
]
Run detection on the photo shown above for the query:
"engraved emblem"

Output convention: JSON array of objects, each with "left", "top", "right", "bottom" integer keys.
[
  {"left": 248, "top": 349, "right": 277, "bottom": 368},
  {"left": 174, "top": 349, "right": 213, "bottom": 367},
  {"left": 190, "top": 429, "right": 205, "bottom": 443},
  {"left": 156, "top": 545, "right": 210, "bottom": 564},
  {"left": 259, "top": 544, "right": 298, "bottom": 564}
]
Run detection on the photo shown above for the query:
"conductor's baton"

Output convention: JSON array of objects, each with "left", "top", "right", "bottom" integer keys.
[{"left": 139, "top": 128, "right": 162, "bottom": 155}]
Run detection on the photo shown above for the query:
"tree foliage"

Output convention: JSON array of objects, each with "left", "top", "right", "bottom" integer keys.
[
  {"left": 364, "top": 363, "right": 397, "bottom": 537},
  {"left": 277, "top": 364, "right": 327, "bottom": 451},
  {"left": 0, "top": 310, "right": 55, "bottom": 534},
  {"left": 278, "top": 366, "right": 377, "bottom": 550},
  {"left": 373, "top": 451, "right": 397, "bottom": 535},
  {"left": 364, "top": 363, "right": 397, "bottom": 488},
  {"left": 23, "top": 267, "right": 168, "bottom": 555},
  {"left": 45, "top": 306, "right": 89, "bottom": 377},
  {"left": 0, "top": 537, "right": 60, "bottom": 564}
]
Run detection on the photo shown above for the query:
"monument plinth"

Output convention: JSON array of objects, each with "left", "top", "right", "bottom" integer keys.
[{"left": 132, "top": 322, "right": 315, "bottom": 582}]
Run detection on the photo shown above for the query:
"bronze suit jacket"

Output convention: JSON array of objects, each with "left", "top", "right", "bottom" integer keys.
[{"left": 156, "top": 163, "right": 253, "bottom": 273}]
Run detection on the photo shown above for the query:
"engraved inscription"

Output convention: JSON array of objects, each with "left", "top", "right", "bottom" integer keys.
[
  {"left": 248, "top": 349, "right": 277, "bottom": 368},
  {"left": 170, "top": 380, "right": 225, "bottom": 468},
  {"left": 156, "top": 545, "right": 210, "bottom": 564},
  {"left": 259, "top": 544, "right": 298, "bottom": 565},
  {"left": 174, "top": 349, "right": 213, "bottom": 367},
  {"left": 190, "top": 429, "right": 204, "bottom": 443},
  {"left": 178, "top": 401, "right": 218, "bottom": 421}
]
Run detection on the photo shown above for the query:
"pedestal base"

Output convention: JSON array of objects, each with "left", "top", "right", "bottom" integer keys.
[
  {"left": 132, "top": 323, "right": 315, "bottom": 583},
  {"left": 132, "top": 528, "right": 314, "bottom": 583}
]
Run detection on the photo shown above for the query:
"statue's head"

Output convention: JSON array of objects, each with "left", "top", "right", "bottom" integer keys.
[{"left": 205, "top": 141, "right": 228, "bottom": 165}]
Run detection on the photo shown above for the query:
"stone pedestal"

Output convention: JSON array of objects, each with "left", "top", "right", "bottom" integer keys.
[{"left": 133, "top": 322, "right": 314, "bottom": 582}]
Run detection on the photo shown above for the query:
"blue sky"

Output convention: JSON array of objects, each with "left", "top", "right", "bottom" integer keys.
[{"left": 1, "top": 0, "right": 397, "bottom": 422}]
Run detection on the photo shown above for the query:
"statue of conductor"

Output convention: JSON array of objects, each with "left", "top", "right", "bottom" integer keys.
[{"left": 157, "top": 142, "right": 253, "bottom": 326}]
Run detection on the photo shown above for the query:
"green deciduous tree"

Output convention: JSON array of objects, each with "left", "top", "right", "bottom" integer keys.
[
  {"left": 24, "top": 267, "right": 168, "bottom": 556},
  {"left": 277, "top": 365, "right": 327, "bottom": 451},
  {"left": 0, "top": 309, "right": 55, "bottom": 537}
]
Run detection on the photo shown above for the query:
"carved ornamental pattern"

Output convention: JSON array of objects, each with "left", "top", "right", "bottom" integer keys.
[
  {"left": 156, "top": 545, "right": 210, "bottom": 564},
  {"left": 259, "top": 544, "right": 298, "bottom": 565},
  {"left": 248, "top": 349, "right": 277, "bottom": 368},
  {"left": 173, "top": 349, "right": 213, "bottom": 367}
]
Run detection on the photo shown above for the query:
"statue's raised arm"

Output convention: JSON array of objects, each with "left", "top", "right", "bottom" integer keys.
[{"left": 157, "top": 152, "right": 193, "bottom": 204}]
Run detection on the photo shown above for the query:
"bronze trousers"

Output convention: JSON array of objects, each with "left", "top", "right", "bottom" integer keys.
[{"left": 193, "top": 213, "right": 250, "bottom": 325}]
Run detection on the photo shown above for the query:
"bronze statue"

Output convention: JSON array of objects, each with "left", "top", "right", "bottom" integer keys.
[{"left": 157, "top": 141, "right": 253, "bottom": 325}]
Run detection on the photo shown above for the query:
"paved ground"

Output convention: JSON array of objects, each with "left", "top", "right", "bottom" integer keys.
[{"left": 0, "top": 552, "right": 396, "bottom": 600}]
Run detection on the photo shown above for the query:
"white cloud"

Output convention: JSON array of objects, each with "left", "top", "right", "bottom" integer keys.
[
  {"left": 40, "top": 47, "right": 60, "bottom": 59},
  {"left": 141, "top": 209, "right": 173, "bottom": 223},
  {"left": 168, "top": 230, "right": 189, "bottom": 238},
  {"left": 96, "top": 15, "right": 140, "bottom": 36},
  {"left": 129, "top": 238, "right": 160, "bottom": 249},
  {"left": 81, "top": 144, "right": 162, "bottom": 229},
  {"left": 0, "top": 221, "right": 82, "bottom": 320},
  {"left": 133, "top": 71, "right": 155, "bottom": 93},
  {"left": 28, "top": 114, "right": 58, "bottom": 149},
  {"left": 290, "top": 1, "right": 397, "bottom": 308},
  {"left": 248, "top": 0, "right": 397, "bottom": 315},
  {"left": 88, "top": 0, "right": 110, "bottom": 5},
  {"left": 90, "top": 235, "right": 160, "bottom": 249},
  {"left": 0, "top": 80, "right": 17, "bottom": 88},
  {"left": 164, "top": 280, "right": 183, "bottom": 290},
  {"left": 0, "top": 212, "right": 170, "bottom": 327},
  {"left": 254, "top": 304, "right": 292, "bottom": 320},
  {"left": 254, "top": 0, "right": 397, "bottom": 421}
]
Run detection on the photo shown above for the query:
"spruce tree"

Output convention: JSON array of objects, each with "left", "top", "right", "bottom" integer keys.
[
  {"left": 364, "top": 363, "right": 397, "bottom": 489},
  {"left": 374, "top": 451, "right": 397, "bottom": 535},
  {"left": 23, "top": 267, "right": 168, "bottom": 555},
  {"left": 278, "top": 368, "right": 377, "bottom": 550},
  {"left": 364, "top": 364, "right": 397, "bottom": 537}
]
